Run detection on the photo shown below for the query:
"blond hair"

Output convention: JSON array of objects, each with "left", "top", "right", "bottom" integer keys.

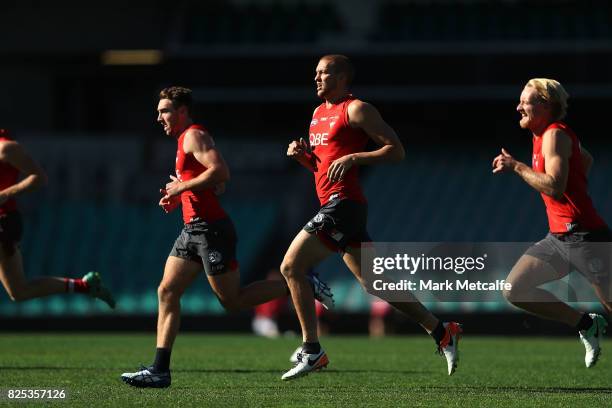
[{"left": 526, "top": 78, "right": 569, "bottom": 121}]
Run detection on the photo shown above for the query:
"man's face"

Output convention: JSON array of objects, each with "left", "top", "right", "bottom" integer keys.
[
  {"left": 314, "top": 58, "right": 342, "bottom": 98},
  {"left": 157, "top": 98, "right": 183, "bottom": 137},
  {"left": 517, "top": 86, "right": 551, "bottom": 131}
]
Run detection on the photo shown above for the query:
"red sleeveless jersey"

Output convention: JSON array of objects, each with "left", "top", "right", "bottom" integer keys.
[
  {"left": 0, "top": 130, "right": 19, "bottom": 215},
  {"left": 532, "top": 122, "right": 606, "bottom": 233},
  {"left": 175, "top": 124, "right": 227, "bottom": 224},
  {"left": 308, "top": 95, "right": 369, "bottom": 205}
]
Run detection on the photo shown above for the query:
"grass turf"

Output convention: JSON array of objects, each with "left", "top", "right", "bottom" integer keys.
[{"left": 0, "top": 333, "right": 610, "bottom": 407}]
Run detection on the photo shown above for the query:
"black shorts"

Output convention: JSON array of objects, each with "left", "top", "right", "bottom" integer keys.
[
  {"left": 169, "top": 217, "right": 238, "bottom": 276},
  {"left": 525, "top": 228, "right": 612, "bottom": 286},
  {"left": 0, "top": 211, "right": 23, "bottom": 256},
  {"left": 303, "top": 198, "right": 371, "bottom": 252}
]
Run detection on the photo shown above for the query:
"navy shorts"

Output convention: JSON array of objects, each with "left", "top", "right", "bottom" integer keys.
[
  {"left": 303, "top": 198, "right": 371, "bottom": 252},
  {"left": 169, "top": 217, "right": 238, "bottom": 276}
]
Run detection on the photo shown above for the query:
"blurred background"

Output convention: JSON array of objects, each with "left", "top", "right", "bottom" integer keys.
[{"left": 1, "top": 0, "right": 611, "bottom": 334}]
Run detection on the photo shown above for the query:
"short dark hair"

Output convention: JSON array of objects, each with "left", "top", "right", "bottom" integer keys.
[
  {"left": 159, "top": 86, "right": 193, "bottom": 115},
  {"left": 321, "top": 54, "right": 355, "bottom": 86}
]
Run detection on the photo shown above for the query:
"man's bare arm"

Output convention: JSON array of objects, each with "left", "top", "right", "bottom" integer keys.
[
  {"left": 0, "top": 141, "right": 47, "bottom": 204},
  {"left": 492, "top": 128, "right": 570, "bottom": 199},
  {"left": 327, "top": 101, "right": 405, "bottom": 182},
  {"left": 164, "top": 129, "right": 230, "bottom": 197},
  {"left": 347, "top": 100, "right": 405, "bottom": 164}
]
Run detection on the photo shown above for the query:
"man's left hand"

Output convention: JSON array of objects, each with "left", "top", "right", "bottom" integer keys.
[
  {"left": 165, "top": 175, "right": 184, "bottom": 197},
  {"left": 327, "top": 154, "right": 354, "bottom": 182}
]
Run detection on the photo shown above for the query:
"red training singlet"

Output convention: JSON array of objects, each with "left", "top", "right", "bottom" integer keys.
[
  {"left": 175, "top": 124, "right": 227, "bottom": 224},
  {"left": 0, "top": 129, "right": 19, "bottom": 215},
  {"left": 532, "top": 122, "right": 606, "bottom": 233},
  {"left": 308, "top": 95, "right": 369, "bottom": 205}
]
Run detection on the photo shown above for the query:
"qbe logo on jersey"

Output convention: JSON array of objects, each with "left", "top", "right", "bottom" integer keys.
[{"left": 310, "top": 132, "right": 329, "bottom": 146}]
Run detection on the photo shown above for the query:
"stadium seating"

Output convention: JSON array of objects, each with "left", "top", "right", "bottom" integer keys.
[
  {"left": 0, "top": 200, "right": 278, "bottom": 316},
  {"left": 372, "top": 1, "right": 612, "bottom": 42},
  {"left": 182, "top": 1, "right": 343, "bottom": 44},
  {"left": 3, "top": 147, "right": 611, "bottom": 315}
]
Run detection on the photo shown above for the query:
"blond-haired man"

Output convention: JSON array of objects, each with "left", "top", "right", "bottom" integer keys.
[{"left": 493, "top": 78, "right": 610, "bottom": 368}]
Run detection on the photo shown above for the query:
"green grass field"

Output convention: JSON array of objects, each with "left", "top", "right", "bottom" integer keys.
[{"left": 0, "top": 334, "right": 610, "bottom": 407}]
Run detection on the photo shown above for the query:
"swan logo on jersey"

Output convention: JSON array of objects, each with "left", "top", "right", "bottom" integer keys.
[
  {"left": 310, "top": 133, "right": 329, "bottom": 146},
  {"left": 310, "top": 119, "right": 318, "bottom": 127},
  {"left": 565, "top": 222, "right": 578, "bottom": 232}
]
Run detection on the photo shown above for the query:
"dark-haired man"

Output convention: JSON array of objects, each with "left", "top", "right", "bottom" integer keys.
[{"left": 121, "top": 86, "right": 332, "bottom": 388}]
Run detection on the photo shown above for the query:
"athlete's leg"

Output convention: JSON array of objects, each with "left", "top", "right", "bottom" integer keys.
[
  {"left": 0, "top": 246, "right": 71, "bottom": 301},
  {"left": 156, "top": 256, "right": 202, "bottom": 349},
  {"left": 591, "top": 282, "right": 612, "bottom": 315},
  {"left": 503, "top": 254, "right": 582, "bottom": 326},
  {"left": 342, "top": 245, "right": 439, "bottom": 333},
  {"left": 207, "top": 267, "right": 288, "bottom": 312},
  {"left": 280, "top": 230, "right": 333, "bottom": 343},
  {"left": 344, "top": 243, "right": 462, "bottom": 375},
  {"left": 122, "top": 253, "right": 200, "bottom": 387}
]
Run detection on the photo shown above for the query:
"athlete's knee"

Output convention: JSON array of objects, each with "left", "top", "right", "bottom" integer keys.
[
  {"left": 157, "top": 283, "right": 182, "bottom": 305},
  {"left": 502, "top": 286, "right": 514, "bottom": 303},
  {"left": 281, "top": 256, "right": 307, "bottom": 280},
  {"left": 280, "top": 258, "right": 296, "bottom": 280},
  {"left": 503, "top": 280, "right": 530, "bottom": 304}
]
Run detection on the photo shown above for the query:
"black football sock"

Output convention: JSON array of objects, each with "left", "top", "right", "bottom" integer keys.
[
  {"left": 575, "top": 313, "right": 593, "bottom": 332},
  {"left": 153, "top": 348, "right": 172, "bottom": 372},
  {"left": 302, "top": 342, "right": 321, "bottom": 354},
  {"left": 431, "top": 321, "right": 446, "bottom": 345}
]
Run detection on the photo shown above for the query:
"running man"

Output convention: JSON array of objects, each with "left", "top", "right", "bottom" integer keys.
[
  {"left": 281, "top": 55, "right": 462, "bottom": 380},
  {"left": 121, "top": 86, "right": 332, "bottom": 388},
  {"left": 493, "top": 78, "right": 610, "bottom": 367},
  {"left": 0, "top": 129, "right": 115, "bottom": 307}
]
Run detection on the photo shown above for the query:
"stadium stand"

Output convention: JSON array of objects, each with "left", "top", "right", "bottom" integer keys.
[{"left": 372, "top": 0, "right": 612, "bottom": 42}]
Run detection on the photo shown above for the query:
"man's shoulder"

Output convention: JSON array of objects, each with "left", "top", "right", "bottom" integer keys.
[
  {"left": 347, "top": 99, "right": 379, "bottom": 125},
  {"left": 542, "top": 123, "right": 573, "bottom": 156},
  {"left": 543, "top": 124, "right": 572, "bottom": 141},
  {"left": 183, "top": 126, "right": 215, "bottom": 152},
  {"left": 0, "top": 140, "right": 19, "bottom": 157}
]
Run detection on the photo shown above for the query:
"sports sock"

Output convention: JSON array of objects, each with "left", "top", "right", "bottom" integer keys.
[
  {"left": 64, "top": 278, "right": 89, "bottom": 293},
  {"left": 431, "top": 321, "right": 446, "bottom": 345},
  {"left": 302, "top": 342, "right": 321, "bottom": 354},
  {"left": 153, "top": 348, "right": 172, "bottom": 372},
  {"left": 575, "top": 313, "right": 594, "bottom": 332}
]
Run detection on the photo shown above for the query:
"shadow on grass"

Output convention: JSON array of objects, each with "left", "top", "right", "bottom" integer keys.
[
  {"left": 0, "top": 366, "right": 88, "bottom": 370},
  {"left": 424, "top": 385, "right": 612, "bottom": 394},
  {"left": 0, "top": 366, "right": 429, "bottom": 375},
  {"left": 177, "top": 368, "right": 433, "bottom": 375}
]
